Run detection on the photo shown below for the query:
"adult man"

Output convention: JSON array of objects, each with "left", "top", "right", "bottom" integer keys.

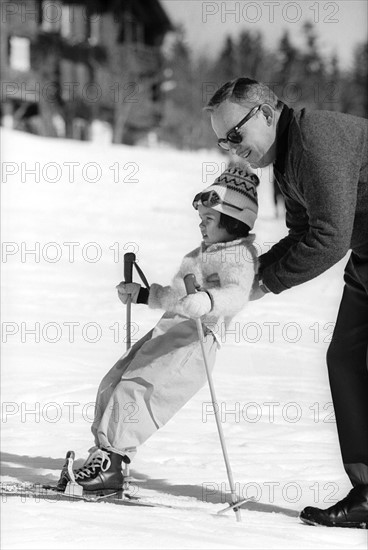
[{"left": 206, "top": 77, "right": 368, "bottom": 528}]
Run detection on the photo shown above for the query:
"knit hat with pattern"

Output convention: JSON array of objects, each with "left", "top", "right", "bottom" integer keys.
[{"left": 199, "top": 167, "right": 259, "bottom": 229}]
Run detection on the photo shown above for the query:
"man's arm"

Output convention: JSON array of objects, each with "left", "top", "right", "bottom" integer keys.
[
  {"left": 259, "top": 185, "right": 309, "bottom": 273},
  {"left": 261, "top": 138, "right": 360, "bottom": 294}
]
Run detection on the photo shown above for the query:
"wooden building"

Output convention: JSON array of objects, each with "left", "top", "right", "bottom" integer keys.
[{"left": 0, "top": 0, "right": 172, "bottom": 143}]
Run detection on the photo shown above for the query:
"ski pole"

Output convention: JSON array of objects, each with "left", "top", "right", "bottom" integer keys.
[
  {"left": 122, "top": 252, "right": 136, "bottom": 486},
  {"left": 124, "top": 252, "right": 135, "bottom": 352},
  {"left": 184, "top": 273, "right": 243, "bottom": 522}
]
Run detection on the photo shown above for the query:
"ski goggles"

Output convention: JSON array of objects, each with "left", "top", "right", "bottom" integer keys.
[
  {"left": 192, "top": 190, "right": 243, "bottom": 211},
  {"left": 217, "top": 104, "right": 263, "bottom": 150}
]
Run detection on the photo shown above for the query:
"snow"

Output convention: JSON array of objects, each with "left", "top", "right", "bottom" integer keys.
[{"left": 1, "top": 128, "right": 366, "bottom": 549}]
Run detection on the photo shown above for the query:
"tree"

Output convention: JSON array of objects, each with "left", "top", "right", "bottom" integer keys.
[
  {"left": 278, "top": 30, "right": 299, "bottom": 83},
  {"left": 213, "top": 35, "right": 238, "bottom": 82},
  {"left": 158, "top": 26, "right": 198, "bottom": 148},
  {"left": 351, "top": 41, "right": 368, "bottom": 117},
  {"left": 237, "top": 30, "right": 265, "bottom": 80}
]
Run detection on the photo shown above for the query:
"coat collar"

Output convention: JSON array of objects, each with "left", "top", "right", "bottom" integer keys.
[
  {"left": 273, "top": 103, "right": 294, "bottom": 177},
  {"left": 201, "top": 234, "right": 255, "bottom": 254}
]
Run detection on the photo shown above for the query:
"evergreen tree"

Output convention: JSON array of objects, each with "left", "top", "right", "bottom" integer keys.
[
  {"left": 237, "top": 30, "right": 265, "bottom": 80},
  {"left": 159, "top": 26, "right": 214, "bottom": 149},
  {"left": 300, "top": 21, "right": 327, "bottom": 110},
  {"left": 323, "top": 52, "right": 342, "bottom": 112},
  {"left": 278, "top": 30, "right": 299, "bottom": 83},
  {"left": 214, "top": 35, "right": 238, "bottom": 83},
  {"left": 351, "top": 41, "right": 368, "bottom": 117}
]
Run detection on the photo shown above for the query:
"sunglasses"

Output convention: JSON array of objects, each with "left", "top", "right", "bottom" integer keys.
[
  {"left": 217, "top": 104, "right": 263, "bottom": 151},
  {"left": 192, "top": 190, "right": 243, "bottom": 211}
]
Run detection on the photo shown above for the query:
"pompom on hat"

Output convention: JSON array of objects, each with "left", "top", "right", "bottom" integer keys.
[{"left": 194, "top": 166, "right": 259, "bottom": 229}]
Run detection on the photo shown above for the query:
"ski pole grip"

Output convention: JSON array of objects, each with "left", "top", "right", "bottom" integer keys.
[
  {"left": 184, "top": 273, "right": 197, "bottom": 295},
  {"left": 124, "top": 253, "right": 135, "bottom": 283}
]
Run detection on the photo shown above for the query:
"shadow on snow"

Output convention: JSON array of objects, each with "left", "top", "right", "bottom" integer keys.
[{"left": 0, "top": 452, "right": 299, "bottom": 517}]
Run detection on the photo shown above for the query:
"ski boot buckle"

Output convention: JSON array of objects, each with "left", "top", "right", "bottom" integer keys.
[{"left": 64, "top": 481, "right": 84, "bottom": 497}]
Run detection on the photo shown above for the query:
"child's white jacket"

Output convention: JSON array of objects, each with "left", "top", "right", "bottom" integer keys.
[{"left": 148, "top": 235, "right": 257, "bottom": 328}]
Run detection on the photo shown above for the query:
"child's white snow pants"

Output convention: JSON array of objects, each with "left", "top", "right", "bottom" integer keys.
[{"left": 91, "top": 312, "right": 218, "bottom": 459}]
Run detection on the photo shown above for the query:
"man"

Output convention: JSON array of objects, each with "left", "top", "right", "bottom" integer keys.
[{"left": 206, "top": 77, "right": 368, "bottom": 529}]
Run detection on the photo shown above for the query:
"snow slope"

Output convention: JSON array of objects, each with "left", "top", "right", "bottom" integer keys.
[{"left": 1, "top": 128, "right": 366, "bottom": 549}]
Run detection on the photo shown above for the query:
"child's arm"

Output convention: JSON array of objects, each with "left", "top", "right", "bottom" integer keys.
[
  {"left": 116, "top": 280, "right": 180, "bottom": 309},
  {"left": 116, "top": 254, "right": 193, "bottom": 312}
]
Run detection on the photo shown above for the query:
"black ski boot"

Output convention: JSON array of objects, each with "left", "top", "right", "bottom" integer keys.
[
  {"left": 73, "top": 447, "right": 129, "bottom": 492},
  {"left": 300, "top": 485, "right": 368, "bottom": 528}
]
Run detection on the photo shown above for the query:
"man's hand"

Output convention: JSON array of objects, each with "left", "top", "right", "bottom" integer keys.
[
  {"left": 249, "top": 275, "right": 269, "bottom": 301},
  {"left": 181, "top": 292, "right": 212, "bottom": 318},
  {"left": 116, "top": 282, "right": 141, "bottom": 304}
]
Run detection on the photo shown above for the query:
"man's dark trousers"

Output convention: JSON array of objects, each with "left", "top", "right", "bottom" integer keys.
[{"left": 327, "top": 244, "right": 368, "bottom": 486}]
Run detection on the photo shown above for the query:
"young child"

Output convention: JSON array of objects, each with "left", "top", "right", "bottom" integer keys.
[{"left": 59, "top": 167, "right": 259, "bottom": 492}]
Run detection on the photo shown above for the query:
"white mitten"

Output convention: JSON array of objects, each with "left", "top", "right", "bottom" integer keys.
[
  {"left": 181, "top": 292, "right": 212, "bottom": 318},
  {"left": 116, "top": 282, "right": 141, "bottom": 304}
]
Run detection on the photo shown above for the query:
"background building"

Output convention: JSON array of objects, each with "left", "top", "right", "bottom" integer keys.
[{"left": 0, "top": 0, "right": 172, "bottom": 143}]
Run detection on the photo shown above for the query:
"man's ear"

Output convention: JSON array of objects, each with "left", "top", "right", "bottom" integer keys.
[{"left": 261, "top": 104, "right": 274, "bottom": 125}]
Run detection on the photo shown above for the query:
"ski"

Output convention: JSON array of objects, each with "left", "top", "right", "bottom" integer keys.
[{"left": 0, "top": 482, "right": 173, "bottom": 509}]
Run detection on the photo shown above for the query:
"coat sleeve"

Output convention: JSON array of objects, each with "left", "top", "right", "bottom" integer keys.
[
  {"left": 148, "top": 283, "right": 180, "bottom": 311},
  {"left": 262, "top": 113, "right": 365, "bottom": 293},
  {"left": 208, "top": 248, "right": 256, "bottom": 318},
  {"left": 147, "top": 248, "right": 199, "bottom": 311},
  {"left": 259, "top": 186, "right": 308, "bottom": 271}
]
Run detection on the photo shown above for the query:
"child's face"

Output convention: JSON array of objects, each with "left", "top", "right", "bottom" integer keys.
[{"left": 197, "top": 204, "right": 234, "bottom": 245}]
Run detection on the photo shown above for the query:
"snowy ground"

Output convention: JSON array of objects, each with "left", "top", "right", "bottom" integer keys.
[{"left": 1, "top": 128, "right": 366, "bottom": 549}]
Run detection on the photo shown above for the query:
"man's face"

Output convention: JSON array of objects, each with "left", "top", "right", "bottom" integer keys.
[{"left": 211, "top": 100, "right": 277, "bottom": 169}]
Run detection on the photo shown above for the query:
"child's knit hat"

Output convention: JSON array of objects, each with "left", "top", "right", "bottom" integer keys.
[{"left": 196, "top": 166, "right": 259, "bottom": 229}]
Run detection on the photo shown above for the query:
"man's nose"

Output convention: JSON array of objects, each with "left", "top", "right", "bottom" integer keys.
[{"left": 228, "top": 142, "right": 239, "bottom": 155}]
